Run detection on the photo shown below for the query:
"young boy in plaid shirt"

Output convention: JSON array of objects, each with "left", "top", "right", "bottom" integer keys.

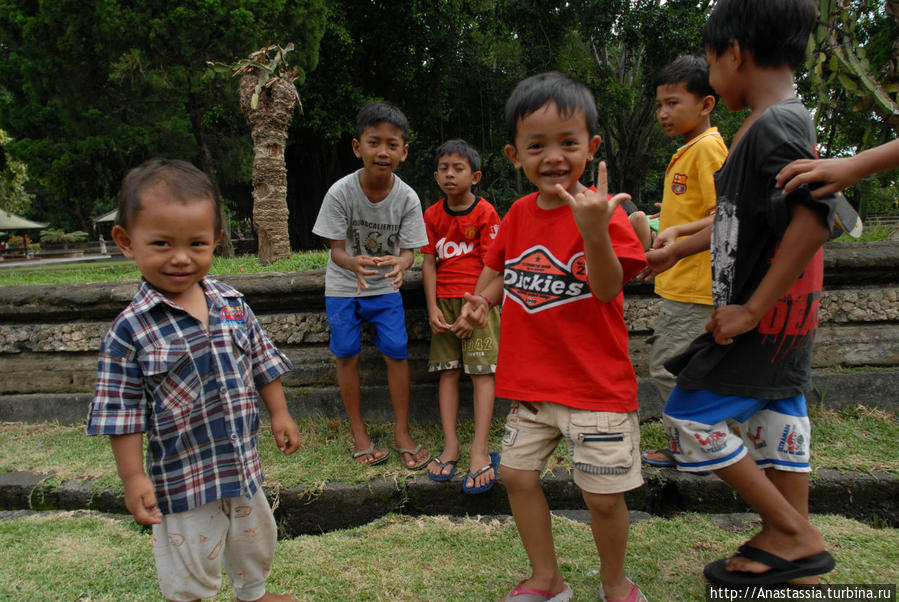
[{"left": 87, "top": 159, "right": 300, "bottom": 602}]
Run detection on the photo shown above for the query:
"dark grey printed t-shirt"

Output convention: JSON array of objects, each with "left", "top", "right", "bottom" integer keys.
[
  {"left": 313, "top": 169, "right": 428, "bottom": 297},
  {"left": 666, "top": 98, "right": 838, "bottom": 399}
]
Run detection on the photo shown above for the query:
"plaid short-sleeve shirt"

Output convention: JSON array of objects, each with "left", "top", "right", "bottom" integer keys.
[{"left": 86, "top": 277, "right": 292, "bottom": 515}]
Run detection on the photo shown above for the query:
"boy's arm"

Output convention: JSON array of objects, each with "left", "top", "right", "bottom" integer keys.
[
  {"left": 777, "top": 139, "right": 899, "bottom": 198},
  {"left": 110, "top": 433, "right": 162, "bottom": 525},
  {"left": 259, "top": 378, "right": 300, "bottom": 455},
  {"left": 422, "top": 254, "right": 451, "bottom": 333},
  {"left": 638, "top": 223, "right": 712, "bottom": 280},
  {"left": 654, "top": 214, "right": 715, "bottom": 249},
  {"left": 708, "top": 204, "right": 829, "bottom": 345},
  {"left": 461, "top": 265, "right": 503, "bottom": 329},
  {"left": 329, "top": 239, "right": 379, "bottom": 294}
]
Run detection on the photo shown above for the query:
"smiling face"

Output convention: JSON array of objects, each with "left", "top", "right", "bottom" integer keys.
[
  {"left": 655, "top": 82, "right": 713, "bottom": 142},
  {"left": 111, "top": 184, "right": 221, "bottom": 304},
  {"left": 504, "top": 102, "right": 601, "bottom": 208},
  {"left": 352, "top": 121, "right": 409, "bottom": 179}
]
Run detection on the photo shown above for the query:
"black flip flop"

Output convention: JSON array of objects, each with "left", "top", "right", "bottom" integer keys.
[{"left": 704, "top": 544, "right": 835, "bottom": 586}]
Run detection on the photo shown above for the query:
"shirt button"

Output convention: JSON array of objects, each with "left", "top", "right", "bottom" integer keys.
[
  {"left": 219, "top": 387, "right": 227, "bottom": 396},
  {"left": 230, "top": 433, "right": 238, "bottom": 441}
]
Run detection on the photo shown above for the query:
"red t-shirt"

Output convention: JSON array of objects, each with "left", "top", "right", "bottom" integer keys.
[
  {"left": 484, "top": 191, "right": 647, "bottom": 412},
  {"left": 421, "top": 197, "right": 501, "bottom": 298}
]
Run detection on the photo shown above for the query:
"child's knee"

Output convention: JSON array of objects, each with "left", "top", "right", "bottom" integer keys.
[
  {"left": 582, "top": 490, "right": 625, "bottom": 517},
  {"left": 500, "top": 464, "right": 539, "bottom": 492}
]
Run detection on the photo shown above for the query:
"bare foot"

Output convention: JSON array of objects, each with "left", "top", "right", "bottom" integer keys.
[
  {"left": 427, "top": 452, "right": 458, "bottom": 478},
  {"left": 352, "top": 440, "right": 389, "bottom": 465},
  {"left": 465, "top": 451, "right": 495, "bottom": 489},
  {"left": 394, "top": 438, "right": 429, "bottom": 469},
  {"left": 726, "top": 525, "right": 827, "bottom": 574}
]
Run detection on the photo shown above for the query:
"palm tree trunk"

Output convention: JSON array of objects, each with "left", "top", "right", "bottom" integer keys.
[{"left": 238, "top": 74, "right": 296, "bottom": 265}]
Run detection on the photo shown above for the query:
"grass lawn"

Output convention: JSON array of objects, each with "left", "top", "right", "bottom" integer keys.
[
  {"left": 0, "top": 510, "right": 895, "bottom": 601},
  {"left": 0, "top": 251, "right": 332, "bottom": 287},
  {"left": 0, "top": 405, "right": 895, "bottom": 495}
]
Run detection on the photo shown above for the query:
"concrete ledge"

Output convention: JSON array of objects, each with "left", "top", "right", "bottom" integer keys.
[
  {"left": 1, "top": 467, "right": 894, "bottom": 536},
  {"left": 3, "top": 369, "right": 897, "bottom": 426}
]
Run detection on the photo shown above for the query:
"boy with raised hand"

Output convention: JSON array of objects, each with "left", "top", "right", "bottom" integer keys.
[
  {"left": 87, "top": 159, "right": 300, "bottom": 602},
  {"left": 462, "top": 72, "right": 648, "bottom": 602},
  {"left": 312, "top": 101, "right": 431, "bottom": 470},
  {"left": 422, "top": 138, "right": 502, "bottom": 493},
  {"left": 641, "top": 54, "right": 728, "bottom": 468},
  {"left": 644, "top": 0, "right": 839, "bottom": 587}
]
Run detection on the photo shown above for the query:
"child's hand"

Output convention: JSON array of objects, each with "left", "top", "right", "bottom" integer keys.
[
  {"left": 372, "top": 255, "right": 406, "bottom": 290},
  {"left": 776, "top": 157, "right": 860, "bottom": 198},
  {"left": 555, "top": 162, "right": 629, "bottom": 238},
  {"left": 636, "top": 245, "right": 678, "bottom": 280},
  {"left": 706, "top": 304, "right": 759, "bottom": 345},
  {"left": 460, "top": 292, "right": 489, "bottom": 330},
  {"left": 428, "top": 307, "right": 451, "bottom": 334},
  {"left": 122, "top": 473, "right": 162, "bottom": 525},
  {"left": 653, "top": 226, "right": 679, "bottom": 249},
  {"left": 351, "top": 255, "right": 380, "bottom": 294},
  {"left": 449, "top": 316, "right": 473, "bottom": 340},
  {"left": 270, "top": 412, "right": 301, "bottom": 455}
]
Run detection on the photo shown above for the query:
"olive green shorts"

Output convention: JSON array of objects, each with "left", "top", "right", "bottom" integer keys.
[{"left": 428, "top": 298, "right": 500, "bottom": 375}]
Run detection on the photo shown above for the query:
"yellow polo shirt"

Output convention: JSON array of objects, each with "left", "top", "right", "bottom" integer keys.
[{"left": 655, "top": 127, "right": 728, "bottom": 305}]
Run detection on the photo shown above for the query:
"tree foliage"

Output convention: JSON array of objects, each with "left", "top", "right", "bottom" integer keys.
[
  {"left": 0, "top": 128, "right": 33, "bottom": 215},
  {"left": 2, "top": 0, "right": 894, "bottom": 253}
]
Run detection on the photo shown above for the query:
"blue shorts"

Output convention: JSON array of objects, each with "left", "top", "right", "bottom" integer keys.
[
  {"left": 662, "top": 385, "right": 811, "bottom": 473},
  {"left": 325, "top": 293, "right": 408, "bottom": 359}
]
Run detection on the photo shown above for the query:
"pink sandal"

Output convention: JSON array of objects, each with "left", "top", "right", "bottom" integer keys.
[{"left": 504, "top": 579, "right": 573, "bottom": 602}]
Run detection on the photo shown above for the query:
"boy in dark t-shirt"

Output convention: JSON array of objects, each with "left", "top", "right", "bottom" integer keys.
[{"left": 643, "top": 0, "right": 838, "bottom": 588}]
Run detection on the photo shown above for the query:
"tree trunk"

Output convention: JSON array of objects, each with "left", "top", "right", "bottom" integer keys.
[{"left": 238, "top": 74, "right": 296, "bottom": 265}]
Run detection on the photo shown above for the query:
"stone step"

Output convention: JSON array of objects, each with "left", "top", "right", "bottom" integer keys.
[{"left": 1, "top": 467, "right": 894, "bottom": 537}]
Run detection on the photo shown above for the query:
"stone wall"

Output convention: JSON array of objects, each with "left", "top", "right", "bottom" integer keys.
[{"left": 1, "top": 242, "right": 897, "bottom": 424}]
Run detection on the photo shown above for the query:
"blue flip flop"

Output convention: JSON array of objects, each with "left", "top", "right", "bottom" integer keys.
[
  {"left": 641, "top": 448, "right": 677, "bottom": 467},
  {"left": 427, "top": 453, "right": 458, "bottom": 482},
  {"left": 463, "top": 451, "right": 500, "bottom": 494}
]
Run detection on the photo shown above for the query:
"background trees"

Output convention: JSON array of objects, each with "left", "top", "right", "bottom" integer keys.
[{"left": 0, "top": 0, "right": 895, "bottom": 253}]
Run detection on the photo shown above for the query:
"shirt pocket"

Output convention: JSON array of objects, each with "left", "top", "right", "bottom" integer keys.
[
  {"left": 138, "top": 342, "right": 200, "bottom": 416},
  {"left": 226, "top": 324, "right": 255, "bottom": 391},
  {"left": 567, "top": 410, "right": 636, "bottom": 475}
]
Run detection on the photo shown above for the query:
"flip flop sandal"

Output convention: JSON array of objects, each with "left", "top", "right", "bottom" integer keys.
[
  {"left": 599, "top": 578, "right": 649, "bottom": 602},
  {"left": 504, "top": 580, "right": 573, "bottom": 602},
  {"left": 463, "top": 451, "right": 500, "bottom": 494},
  {"left": 392, "top": 444, "right": 431, "bottom": 470},
  {"left": 427, "top": 452, "right": 458, "bottom": 482},
  {"left": 641, "top": 448, "right": 710, "bottom": 476},
  {"left": 352, "top": 442, "right": 389, "bottom": 466},
  {"left": 641, "top": 448, "right": 677, "bottom": 467},
  {"left": 703, "top": 544, "right": 835, "bottom": 586}
]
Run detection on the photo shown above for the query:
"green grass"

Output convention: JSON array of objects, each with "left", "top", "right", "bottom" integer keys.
[
  {"left": 0, "top": 251, "right": 331, "bottom": 287},
  {"left": 1, "top": 405, "right": 895, "bottom": 496},
  {"left": 831, "top": 219, "right": 896, "bottom": 243},
  {"left": 0, "top": 511, "right": 895, "bottom": 600}
]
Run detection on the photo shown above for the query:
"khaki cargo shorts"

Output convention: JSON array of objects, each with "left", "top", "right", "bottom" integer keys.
[{"left": 501, "top": 400, "right": 643, "bottom": 494}]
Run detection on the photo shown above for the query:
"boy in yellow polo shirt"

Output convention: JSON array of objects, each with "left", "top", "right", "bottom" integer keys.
[{"left": 643, "top": 55, "right": 728, "bottom": 467}]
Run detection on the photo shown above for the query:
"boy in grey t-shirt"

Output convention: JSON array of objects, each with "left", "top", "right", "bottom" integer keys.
[{"left": 312, "top": 101, "right": 431, "bottom": 470}]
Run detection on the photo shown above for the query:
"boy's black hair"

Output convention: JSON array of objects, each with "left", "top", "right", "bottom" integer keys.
[
  {"left": 655, "top": 55, "right": 718, "bottom": 101},
  {"left": 435, "top": 138, "right": 482, "bottom": 173},
  {"left": 116, "top": 159, "right": 221, "bottom": 232},
  {"left": 703, "top": 0, "right": 817, "bottom": 71},
  {"left": 505, "top": 71, "right": 597, "bottom": 144},
  {"left": 355, "top": 101, "right": 410, "bottom": 141}
]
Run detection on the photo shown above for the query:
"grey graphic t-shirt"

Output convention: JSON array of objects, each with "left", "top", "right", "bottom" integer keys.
[{"left": 313, "top": 169, "right": 428, "bottom": 297}]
